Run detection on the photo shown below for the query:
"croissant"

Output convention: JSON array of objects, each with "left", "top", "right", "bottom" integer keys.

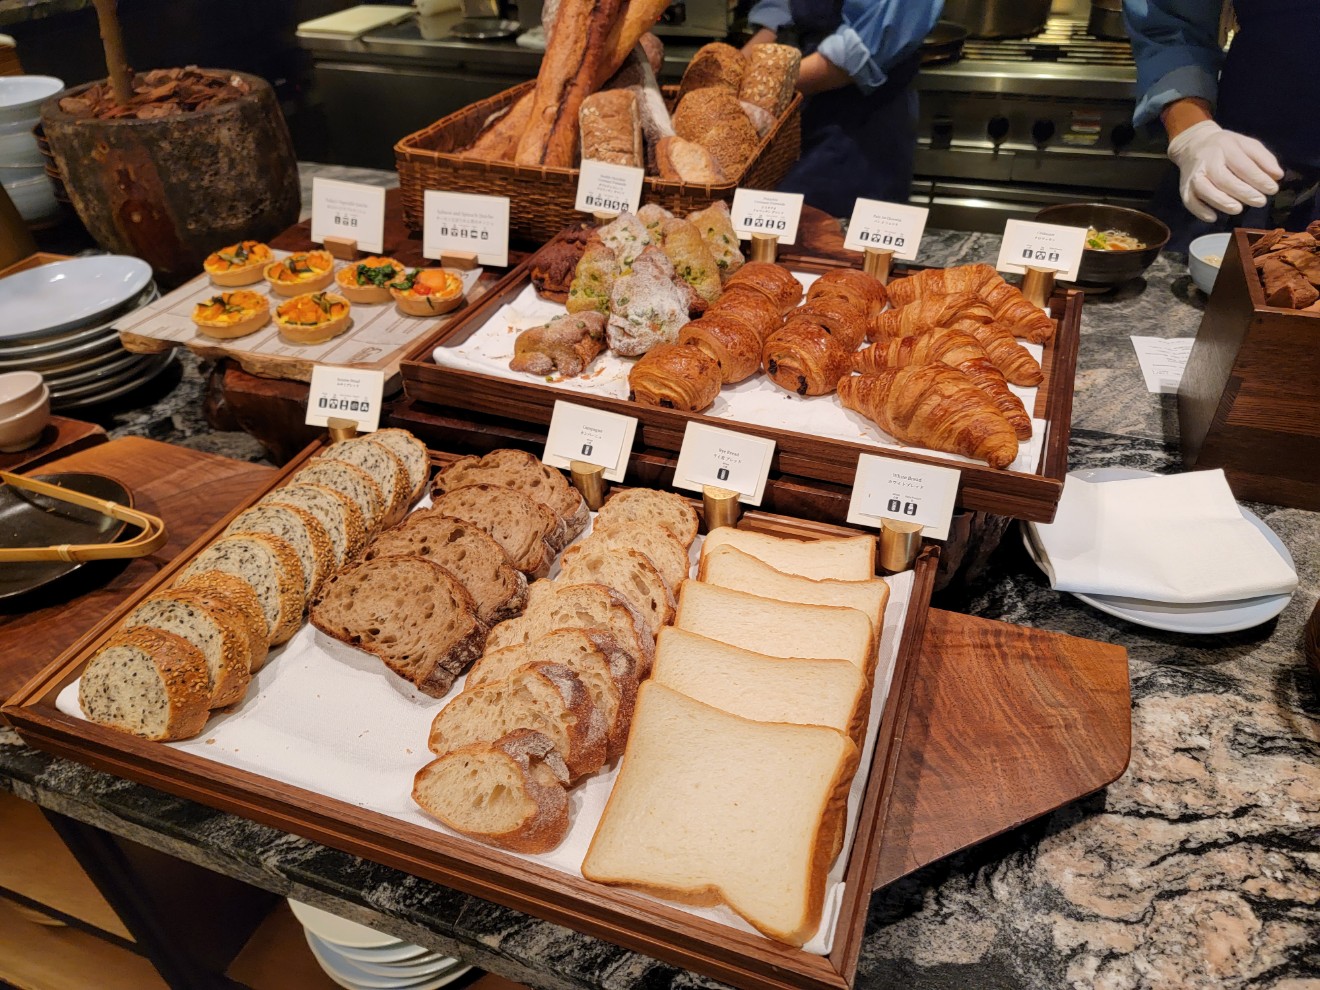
[
  {"left": 708, "top": 286, "right": 782, "bottom": 342},
  {"left": 762, "top": 323, "right": 853, "bottom": 396},
  {"left": 886, "top": 263, "right": 1056, "bottom": 344},
  {"left": 838, "top": 365, "right": 1020, "bottom": 469},
  {"left": 628, "top": 343, "right": 723, "bottom": 412},
  {"left": 679, "top": 314, "right": 761, "bottom": 384},
  {"left": 723, "top": 262, "right": 804, "bottom": 314},
  {"left": 949, "top": 319, "right": 1043, "bottom": 387},
  {"left": 978, "top": 278, "right": 1056, "bottom": 343},
  {"left": 805, "top": 268, "right": 888, "bottom": 318},
  {"left": 868, "top": 291, "right": 995, "bottom": 340},
  {"left": 853, "top": 327, "right": 1031, "bottom": 440},
  {"left": 791, "top": 297, "right": 869, "bottom": 351}
]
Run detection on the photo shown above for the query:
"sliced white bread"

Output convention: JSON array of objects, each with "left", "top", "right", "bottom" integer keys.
[
  {"left": 320, "top": 439, "right": 412, "bottom": 528},
  {"left": 700, "top": 528, "right": 876, "bottom": 581},
  {"left": 177, "top": 533, "right": 305, "bottom": 645},
  {"left": 557, "top": 546, "right": 675, "bottom": 638},
  {"left": 227, "top": 503, "right": 335, "bottom": 599},
  {"left": 582, "top": 681, "right": 860, "bottom": 946},
  {"left": 261, "top": 481, "right": 368, "bottom": 569},
  {"left": 675, "top": 581, "right": 875, "bottom": 676},
  {"left": 367, "top": 428, "right": 431, "bottom": 503},
  {"left": 652, "top": 627, "right": 869, "bottom": 742},
  {"left": 698, "top": 544, "right": 890, "bottom": 629},
  {"left": 79, "top": 627, "right": 211, "bottom": 741},
  {"left": 309, "top": 555, "right": 486, "bottom": 698},
  {"left": 292, "top": 459, "right": 387, "bottom": 535},
  {"left": 563, "top": 524, "right": 690, "bottom": 593},
  {"left": 594, "top": 488, "right": 700, "bottom": 548},
  {"left": 123, "top": 590, "right": 253, "bottom": 708},
  {"left": 429, "top": 484, "right": 564, "bottom": 578},
  {"left": 427, "top": 661, "right": 607, "bottom": 779},
  {"left": 413, "top": 728, "right": 571, "bottom": 854},
  {"left": 433, "top": 449, "right": 589, "bottom": 547},
  {"left": 468, "top": 629, "right": 639, "bottom": 759},
  {"left": 172, "top": 570, "right": 271, "bottom": 670},
  {"left": 485, "top": 582, "right": 654, "bottom": 675}
]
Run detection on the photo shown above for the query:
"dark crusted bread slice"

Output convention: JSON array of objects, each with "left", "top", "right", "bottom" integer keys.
[
  {"left": 562, "top": 525, "right": 690, "bottom": 594},
  {"left": 557, "top": 547, "right": 675, "bottom": 639},
  {"left": 429, "top": 484, "right": 564, "bottom": 578},
  {"left": 262, "top": 482, "right": 367, "bottom": 569},
  {"left": 485, "top": 581, "right": 654, "bottom": 676},
  {"left": 468, "top": 629, "right": 639, "bottom": 760},
  {"left": 432, "top": 449, "right": 590, "bottom": 547},
  {"left": 177, "top": 533, "right": 305, "bottom": 645},
  {"left": 309, "top": 555, "right": 487, "bottom": 698},
  {"left": 292, "top": 459, "right": 387, "bottom": 535},
  {"left": 366, "top": 428, "right": 431, "bottom": 503},
  {"left": 364, "top": 510, "right": 528, "bottom": 625},
  {"left": 79, "top": 627, "right": 210, "bottom": 741},
  {"left": 413, "top": 728, "right": 571, "bottom": 853},
  {"left": 123, "top": 590, "right": 252, "bottom": 707},
  {"left": 320, "top": 438, "right": 412, "bottom": 528},
  {"left": 227, "top": 503, "right": 335, "bottom": 599},
  {"left": 173, "top": 570, "right": 271, "bottom": 671},
  {"left": 427, "top": 661, "right": 606, "bottom": 779},
  {"left": 594, "top": 488, "right": 700, "bottom": 548}
]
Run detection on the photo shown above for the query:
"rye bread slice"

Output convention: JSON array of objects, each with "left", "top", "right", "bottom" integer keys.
[
  {"left": 262, "top": 481, "right": 368, "bottom": 569},
  {"left": 429, "top": 484, "right": 564, "bottom": 578},
  {"left": 78, "top": 627, "right": 210, "bottom": 741},
  {"left": 557, "top": 546, "right": 675, "bottom": 638},
  {"left": 321, "top": 438, "right": 412, "bottom": 527},
  {"left": 433, "top": 449, "right": 589, "bottom": 547},
  {"left": 485, "top": 581, "right": 654, "bottom": 676},
  {"left": 227, "top": 503, "right": 335, "bottom": 598},
  {"left": 123, "top": 590, "right": 252, "bottom": 707},
  {"left": 562, "top": 525, "right": 690, "bottom": 594},
  {"left": 594, "top": 488, "right": 700, "bottom": 548}
]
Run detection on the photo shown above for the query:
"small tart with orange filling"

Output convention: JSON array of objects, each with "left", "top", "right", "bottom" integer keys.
[
  {"left": 191, "top": 290, "right": 270, "bottom": 339},
  {"left": 264, "top": 250, "right": 335, "bottom": 296},
  {"left": 203, "top": 240, "right": 273, "bottom": 286},
  {"left": 389, "top": 267, "right": 465, "bottom": 317},
  {"left": 334, "top": 256, "right": 405, "bottom": 304},
  {"left": 274, "top": 292, "right": 352, "bottom": 345}
]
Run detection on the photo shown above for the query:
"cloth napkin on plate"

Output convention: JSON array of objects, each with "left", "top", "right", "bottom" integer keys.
[{"left": 1030, "top": 469, "right": 1298, "bottom": 603}]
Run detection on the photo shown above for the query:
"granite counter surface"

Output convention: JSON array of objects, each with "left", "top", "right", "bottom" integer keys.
[{"left": 2, "top": 171, "right": 1317, "bottom": 990}]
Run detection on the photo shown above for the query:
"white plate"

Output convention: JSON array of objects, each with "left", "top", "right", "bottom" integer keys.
[
  {"left": 307, "top": 931, "right": 454, "bottom": 977},
  {"left": 46, "top": 352, "right": 160, "bottom": 401},
  {"left": 306, "top": 935, "right": 473, "bottom": 990},
  {"left": 51, "top": 350, "right": 176, "bottom": 410},
  {"left": 1023, "top": 468, "right": 1295, "bottom": 633},
  {"left": 306, "top": 933, "right": 463, "bottom": 986},
  {"left": 0, "top": 256, "right": 153, "bottom": 340},
  {"left": 325, "top": 937, "right": 441, "bottom": 965},
  {"left": 288, "top": 898, "right": 405, "bottom": 949},
  {"left": 0, "top": 283, "right": 158, "bottom": 357}
]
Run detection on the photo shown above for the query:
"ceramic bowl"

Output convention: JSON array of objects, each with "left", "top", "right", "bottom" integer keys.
[
  {"left": 2, "top": 170, "right": 58, "bottom": 222},
  {"left": 1033, "top": 203, "right": 1171, "bottom": 288},
  {"left": 0, "top": 384, "right": 51, "bottom": 452},
  {"left": 1189, "top": 232, "right": 1232, "bottom": 296},
  {"left": 0, "top": 75, "right": 62, "bottom": 135},
  {"left": 0, "top": 371, "right": 47, "bottom": 417}
]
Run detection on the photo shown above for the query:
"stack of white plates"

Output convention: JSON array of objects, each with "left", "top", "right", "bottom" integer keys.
[
  {"left": 0, "top": 255, "right": 175, "bottom": 410},
  {"left": 288, "top": 899, "right": 473, "bottom": 990},
  {"left": 0, "top": 75, "right": 63, "bottom": 224}
]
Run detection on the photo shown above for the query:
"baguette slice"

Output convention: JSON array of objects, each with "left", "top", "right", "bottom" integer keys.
[
  {"left": 320, "top": 439, "right": 412, "bottom": 528},
  {"left": 582, "top": 681, "right": 859, "bottom": 946},
  {"left": 485, "top": 581, "right": 654, "bottom": 676},
  {"left": 699, "top": 527, "right": 876, "bottom": 581},
  {"left": 429, "top": 484, "right": 564, "bottom": 578},
  {"left": 594, "top": 488, "right": 700, "bottom": 548},
  {"left": 227, "top": 503, "right": 335, "bottom": 599},
  {"left": 413, "top": 729, "right": 571, "bottom": 853},
  {"left": 698, "top": 545, "right": 890, "bottom": 629},
  {"left": 676, "top": 581, "right": 875, "bottom": 675},
  {"left": 557, "top": 546, "right": 675, "bottom": 638},
  {"left": 172, "top": 570, "right": 271, "bottom": 671},
  {"left": 177, "top": 533, "right": 305, "bottom": 645},
  {"left": 293, "top": 459, "right": 387, "bottom": 535},
  {"left": 427, "top": 661, "right": 607, "bottom": 779},
  {"left": 468, "top": 629, "right": 639, "bottom": 759},
  {"left": 653, "top": 627, "right": 869, "bottom": 742},
  {"left": 123, "top": 590, "right": 253, "bottom": 708},
  {"left": 433, "top": 449, "right": 589, "bottom": 547},
  {"left": 365, "top": 511, "right": 528, "bottom": 625},
  {"left": 366, "top": 428, "right": 430, "bottom": 502},
  {"left": 79, "top": 627, "right": 211, "bottom": 741},
  {"left": 563, "top": 525, "right": 689, "bottom": 592},
  {"left": 262, "top": 481, "right": 368, "bottom": 569},
  {"left": 310, "top": 555, "right": 486, "bottom": 697}
]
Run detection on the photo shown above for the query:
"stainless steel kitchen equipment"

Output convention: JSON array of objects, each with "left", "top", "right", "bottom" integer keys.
[
  {"left": 941, "top": 0, "right": 1053, "bottom": 38},
  {"left": 1087, "top": 0, "right": 1127, "bottom": 41}
]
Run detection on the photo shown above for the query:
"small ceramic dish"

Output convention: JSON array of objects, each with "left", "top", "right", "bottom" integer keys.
[
  {"left": 0, "top": 370, "right": 47, "bottom": 417},
  {"left": 274, "top": 291, "right": 352, "bottom": 344},
  {"left": 1189, "top": 232, "right": 1231, "bottom": 296},
  {"left": 191, "top": 290, "right": 271, "bottom": 340},
  {"left": 264, "top": 250, "right": 335, "bottom": 296},
  {"left": 203, "top": 240, "right": 274, "bottom": 286},
  {"left": 389, "top": 267, "right": 465, "bottom": 317},
  {"left": 334, "top": 256, "right": 405, "bottom": 304},
  {"left": 0, "top": 383, "right": 50, "bottom": 452}
]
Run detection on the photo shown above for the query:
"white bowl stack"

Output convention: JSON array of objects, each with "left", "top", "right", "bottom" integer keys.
[
  {"left": 0, "top": 75, "right": 63, "bottom": 225},
  {"left": 287, "top": 899, "right": 473, "bottom": 990}
]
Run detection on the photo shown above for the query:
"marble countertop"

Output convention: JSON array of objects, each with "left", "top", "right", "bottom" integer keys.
[{"left": 2, "top": 166, "right": 1317, "bottom": 990}]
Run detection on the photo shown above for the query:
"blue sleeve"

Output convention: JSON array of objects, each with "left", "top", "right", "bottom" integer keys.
[
  {"left": 816, "top": 0, "right": 944, "bottom": 94},
  {"left": 747, "top": 0, "right": 793, "bottom": 33},
  {"left": 1123, "top": 0, "right": 1224, "bottom": 126}
]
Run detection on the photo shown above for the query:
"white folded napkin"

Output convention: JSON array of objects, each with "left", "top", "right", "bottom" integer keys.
[{"left": 1031, "top": 469, "right": 1297, "bottom": 604}]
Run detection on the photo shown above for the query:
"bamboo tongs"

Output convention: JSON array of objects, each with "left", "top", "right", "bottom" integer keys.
[{"left": 0, "top": 470, "right": 168, "bottom": 562}]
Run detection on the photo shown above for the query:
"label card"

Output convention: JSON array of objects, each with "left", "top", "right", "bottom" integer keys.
[
  {"left": 996, "top": 218, "right": 1088, "bottom": 282},
  {"left": 672, "top": 423, "right": 775, "bottom": 506},
  {"left": 574, "top": 159, "right": 645, "bottom": 217},
  {"left": 730, "top": 188, "right": 804, "bottom": 245},
  {"left": 422, "top": 191, "right": 510, "bottom": 267},
  {"left": 844, "top": 199, "right": 929, "bottom": 261},
  {"left": 1131, "top": 336, "right": 1194, "bottom": 394},
  {"left": 310, "top": 178, "right": 386, "bottom": 254},
  {"left": 305, "top": 366, "right": 386, "bottom": 433},
  {"left": 847, "top": 454, "right": 961, "bottom": 541},
  {"left": 543, "top": 400, "right": 639, "bottom": 482}
]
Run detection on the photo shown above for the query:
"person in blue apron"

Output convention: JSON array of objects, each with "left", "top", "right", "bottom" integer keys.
[
  {"left": 1126, "top": 0, "right": 1320, "bottom": 250},
  {"left": 744, "top": 0, "right": 944, "bottom": 218}
]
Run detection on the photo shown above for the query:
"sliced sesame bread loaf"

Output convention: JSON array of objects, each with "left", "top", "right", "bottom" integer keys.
[
  {"left": 227, "top": 503, "right": 335, "bottom": 599},
  {"left": 261, "top": 481, "right": 367, "bottom": 569},
  {"left": 177, "top": 533, "right": 305, "bottom": 645},
  {"left": 173, "top": 570, "right": 271, "bottom": 670},
  {"left": 367, "top": 428, "right": 431, "bottom": 503},
  {"left": 79, "top": 627, "right": 211, "bottom": 741},
  {"left": 594, "top": 488, "right": 700, "bottom": 548},
  {"left": 429, "top": 484, "right": 564, "bottom": 578},
  {"left": 557, "top": 547, "right": 675, "bottom": 638},
  {"left": 123, "top": 590, "right": 252, "bottom": 707},
  {"left": 320, "top": 438, "right": 412, "bottom": 528},
  {"left": 432, "top": 449, "right": 590, "bottom": 547},
  {"left": 562, "top": 524, "right": 690, "bottom": 593},
  {"left": 484, "top": 581, "right": 654, "bottom": 675},
  {"left": 292, "top": 459, "right": 387, "bottom": 535}
]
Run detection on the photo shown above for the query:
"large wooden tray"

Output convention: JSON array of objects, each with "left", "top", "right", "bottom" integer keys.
[
  {"left": 2, "top": 442, "right": 938, "bottom": 990},
  {"left": 399, "top": 252, "right": 1083, "bottom": 523}
]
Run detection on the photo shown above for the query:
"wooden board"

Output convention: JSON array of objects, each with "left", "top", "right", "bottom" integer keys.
[
  {"left": 0, "top": 251, "right": 72, "bottom": 279},
  {"left": 0, "top": 415, "right": 106, "bottom": 473}
]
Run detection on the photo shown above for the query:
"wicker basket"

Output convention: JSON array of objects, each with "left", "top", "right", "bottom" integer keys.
[{"left": 395, "top": 81, "right": 803, "bottom": 243}]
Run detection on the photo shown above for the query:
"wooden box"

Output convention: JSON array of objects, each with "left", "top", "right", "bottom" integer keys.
[{"left": 1178, "top": 228, "right": 1320, "bottom": 510}]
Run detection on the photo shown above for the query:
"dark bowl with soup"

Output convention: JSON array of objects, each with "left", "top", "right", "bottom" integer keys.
[{"left": 1033, "top": 203, "right": 1170, "bottom": 288}]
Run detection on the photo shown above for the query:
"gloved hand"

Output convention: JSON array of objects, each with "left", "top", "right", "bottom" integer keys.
[{"left": 1167, "top": 120, "right": 1284, "bottom": 222}]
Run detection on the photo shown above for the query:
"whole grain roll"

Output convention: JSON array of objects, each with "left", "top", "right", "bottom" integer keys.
[
  {"left": 579, "top": 89, "right": 643, "bottom": 167},
  {"left": 672, "top": 87, "right": 760, "bottom": 182},
  {"left": 678, "top": 42, "right": 746, "bottom": 101},
  {"left": 739, "top": 43, "right": 802, "bottom": 116}
]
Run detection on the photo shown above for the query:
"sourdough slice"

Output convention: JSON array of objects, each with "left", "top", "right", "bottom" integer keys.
[
  {"left": 563, "top": 524, "right": 689, "bottom": 592},
  {"left": 698, "top": 544, "right": 890, "bottom": 629},
  {"left": 468, "top": 629, "right": 639, "bottom": 759},
  {"left": 309, "top": 555, "right": 486, "bottom": 698},
  {"left": 582, "top": 682, "right": 859, "bottom": 946},
  {"left": 173, "top": 570, "right": 271, "bottom": 671},
  {"left": 123, "top": 591, "right": 252, "bottom": 708},
  {"left": 262, "top": 481, "right": 368, "bottom": 569},
  {"left": 367, "top": 428, "right": 430, "bottom": 503},
  {"left": 227, "top": 504, "right": 335, "bottom": 599},
  {"left": 177, "top": 533, "right": 305, "bottom": 645},
  {"left": 364, "top": 511, "right": 528, "bottom": 625},
  {"left": 427, "top": 661, "right": 607, "bottom": 779},
  {"left": 429, "top": 484, "right": 564, "bottom": 578},
  {"left": 699, "top": 527, "right": 876, "bottom": 581},
  {"left": 432, "top": 449, "right": 589, "bottom": 547},
  {"left": 557, "top": 547, "right": 675, "bottom": 638},
  {"left": 292, "top": 459, "right": 387, "bottom": 535},
  {"left": 676, "top": 581, "right": 875, "bottom": 675},
  {"left": 78, "top": 627, "right": 211, "bottom": 741},
  {"left": 413, "top": 729, "right": 571, "bottom": 853},
  {"left": 320, "top": 438, "right": 412, "bottom": 528},
  {"left": 594, "top": 488, "right": 699, "bottom": 548},
  {"left": 653, "top": 627, "right": 869, "bottom": 742},
  {"left": 485, "top": 582, "right": 655, "bottom": 675}
]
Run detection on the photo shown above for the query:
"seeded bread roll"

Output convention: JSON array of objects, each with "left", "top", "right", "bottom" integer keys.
[
  {"left": 432, "top": 449, "right": 589, "bottom": 547},
  {"left": 123, "top": 591, "right": 252, "bottom": 708},
  {"left": 173, "top": 570, "right": 271, "bottom": 669},
  {"left": 177, "top": 533, "right": 305, "bottom": 645},
  {"left": 563, "top": 524, "right": 689, "bottom": 592},
  {"left": 594, "top": 487, "right": 700, "bottom": 547},
  {"left": 226, "top": 504, "right": 335, "bottom": 599},
  {"left": 673, "top": 87, "right": 760, "bottom": 181},
  {"left": 429, "top": 484, "right": 564, "bottom": 578},
  {"left": 320, "top": 438, "right": 412, "bottom": 528},
  {"left": 366, "top": 429, "right": 431, "bottom": 503},
  {"left": 678, "top": 42, "right": 745, "bottom": 101},
  {"left": 261, "top": 482, "right": 368, "bottom": 570},
  {"left": 558, "top": 546, "right": 676, "bottom": 638},
  {"left": 739, "top": 43, "right": 802, "bottom": 116},
  {"left": 292, "top": 460, "right": 387, "bottom": 535},
  {"left": 79, "top": 627, "right": 211, "bottom": 741},
  {"left": 579, "top": 89, "right": 643, "bottom": 168}
]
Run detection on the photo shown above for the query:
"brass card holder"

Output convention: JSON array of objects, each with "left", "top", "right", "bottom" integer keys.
[
  {"left": 702, "top": 485, "right": 741, "bottom": 531},
  {"left": 862, "top": 247, "right": 895, "bottom": 284},
  {"left": 327, "top": 417, "right": 359, "bottom": 443},
  {"left": 1021, "top": 266, "right": 1055, "bottom": 309},
  {"left": 749, "top": 233, "right": 778, "bottom": 263},
  {"left": 878, "top": 518, "right": 923, "bottom": 573},
  {"left": 0, "top": 471, "right": 168, "bottom": 562},
  {"left": 569, "top": 460, "right": 607, "bottom": 511}
]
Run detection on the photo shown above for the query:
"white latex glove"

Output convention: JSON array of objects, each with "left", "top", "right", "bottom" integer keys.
[{"left": 1166, "top": 120, "right": 1284, "bottom": 222}]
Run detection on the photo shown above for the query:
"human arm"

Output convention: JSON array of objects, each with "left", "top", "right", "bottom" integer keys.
[{"left": 813, "top": 0, "right": 943, "bottom": 95}]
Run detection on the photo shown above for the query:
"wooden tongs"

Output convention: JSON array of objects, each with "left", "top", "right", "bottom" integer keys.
[{"left": 0, "top": 470, "right": 168, "bottom": 562}]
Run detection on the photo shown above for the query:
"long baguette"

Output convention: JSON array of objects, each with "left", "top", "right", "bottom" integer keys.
[
  {"left": 460, "top": 91, "right": 534, "bottom": 161},
  {"left": 594, "top": 0, "right": 672, "bottom": 88}
]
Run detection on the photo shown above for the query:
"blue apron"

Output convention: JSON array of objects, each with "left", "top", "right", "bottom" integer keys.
[{"left": 776, "top": 0, "right": 921, "bottom": 217}]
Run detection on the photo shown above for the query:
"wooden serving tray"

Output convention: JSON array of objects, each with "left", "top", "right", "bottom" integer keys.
[
  {"left": 2, "top": 442, "right": 938, "bottom": 990},
  {"left": 399, "top": 252, "right": 1082, "bottom": 523}
]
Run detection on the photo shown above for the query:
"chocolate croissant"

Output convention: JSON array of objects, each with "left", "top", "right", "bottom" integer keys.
[
  {"left": 805, "top": 268, "right": 888, "bottom": 318},
  {"left": 838, "top": 365, "right": 1020, "bottom": 469},
  {"left": 762, "top": 323, "right": 853, "bottom": 396},
  {"left": 708, "top": 286, "right": 783, "bottom": 342},
  {"left": 790, "top": 297, "right": 869, "bottom": 351},
  {"left": 724, "top": 262, "right": 804, "bottom": 314},
  {"left": 628, "top": 342, "right": 722, "bottom": 412},
  {"left": 678, "top": 314, "right": 762, "bottom": 384}
]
